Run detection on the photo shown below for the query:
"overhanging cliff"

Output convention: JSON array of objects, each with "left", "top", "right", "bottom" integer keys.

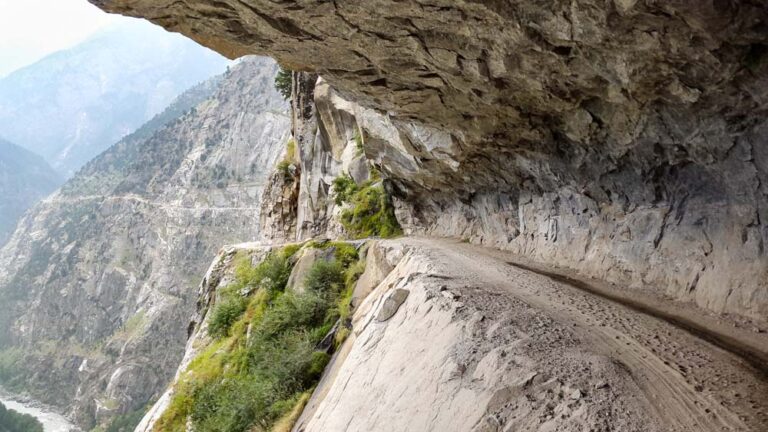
[{"left": 90, "top": 0, "right": 768, "bottom": 320}]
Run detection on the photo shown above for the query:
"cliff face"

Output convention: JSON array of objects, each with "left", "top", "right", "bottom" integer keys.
[
  {"left": 260, "top": 75, "right": 372, "bottom": 242},
  {"left": 90, "top": 0, "right": 768, "bottom": 321},
  {"left": 0, "top": 57, "right": 289, "bottom": 429}
]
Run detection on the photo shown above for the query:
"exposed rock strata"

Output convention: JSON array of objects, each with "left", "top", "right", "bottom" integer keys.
[
  {"left": 0, "top": 57, "right": 288, "bottom": 429},
  {"left": 261, "top": 75, "right": 373, "bottom": 242},
  {"left": 92, "top": 0, "right": 768, "bottom": 321}
]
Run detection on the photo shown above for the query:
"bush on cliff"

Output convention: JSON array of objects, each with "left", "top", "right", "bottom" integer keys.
[
  {"left": 340, "top": 182, "right": 402, "bottom": 239},
  {"left": 208, "top": 248, "right": 298, "bottom": 339},
  {"left": 155, "top": 243, "right": 364, "bottom": 432},
  {"left": 331, "top": 174, "right": 357, "bottom": 206},
  {"left": 274, "top": 68, "right": 292, "bottom": 100},
  {"left": 333, "top": 173, "right": 402, "bottom": 239},
  {"left": 208, "top": 296, "right": 247, "bottom": 339}
]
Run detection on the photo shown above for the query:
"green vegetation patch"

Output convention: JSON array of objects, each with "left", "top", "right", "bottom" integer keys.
[
  {"left": 332, "top": 174, "right": 357, "bottom": 206},
  {"left": 276, "top": 139, "right": 298, "bottom": 181},
  {"left": 333, "top": 175, "right": 402, "bottom": 239},
  {"left": 155, "top": 243, "right": 365, "bottom": 432},
  {"left": 352, "top": 128, "right": 364, "bottom": 155},
  {"left": 0, "top": 401, "right": 43, "bottom": 432},
  {"left": 274, "top": 68, "right": 293, "bottom": 100},
  {"left": 209, "top": 248, "right": 298, "bottom": 339}
]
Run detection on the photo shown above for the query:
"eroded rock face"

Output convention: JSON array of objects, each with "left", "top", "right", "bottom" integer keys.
[
  {"left": 261, "top": 74, "right": 374, "bottom": 242},
  {"left": 90, "top": 1, "right": 768, "bottom": 319}
]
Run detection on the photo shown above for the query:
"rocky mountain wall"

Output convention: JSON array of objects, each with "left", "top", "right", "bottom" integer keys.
[
  {"left": 91, "top": 0, "right": 768, "bottom": 322},
  {"left": 0, "top": 138, "right": 62, "bottom": 245},
  {"left": 260, "top": 74, "right": 372, "bottom": 243},
  {"left": 0, "top": 57, "right": 289, "bottom": 430}
]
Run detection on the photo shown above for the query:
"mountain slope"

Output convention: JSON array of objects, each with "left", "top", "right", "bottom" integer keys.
[
  {"left": 0, "top": 138, "right": 61, "bottom": 245},
  {"left": 0, "top": 56, "right": 289, "bottom": 430},
  {"left": 0, "top": 18, "right": 228, "bottom": 175}
]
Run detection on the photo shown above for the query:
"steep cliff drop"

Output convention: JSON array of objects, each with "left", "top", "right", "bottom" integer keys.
[
  {"left": 0, "top": 57, "right": 289, "bottom": 430},
  {"left": 83, "top": 2, "right": 768, "bottom": 431}
]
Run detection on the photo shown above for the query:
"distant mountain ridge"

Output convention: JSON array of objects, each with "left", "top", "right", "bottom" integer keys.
[
  {"left": 0, "top": 138, "right": 61, "bottom": 245},
  {"left": 0, "top": 18, "right": 229, "bottom": 175}
]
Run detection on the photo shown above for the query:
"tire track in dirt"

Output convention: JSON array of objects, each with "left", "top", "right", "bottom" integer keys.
[
  {"left": 405, "top": 237, "right": 768, "bottom": 431},
  {"left": 507, "top": 261, "right": 768, "bottom": 376}
]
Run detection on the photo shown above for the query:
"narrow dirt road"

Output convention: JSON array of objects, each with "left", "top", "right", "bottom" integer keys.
[{"left": 402, "top": 237, "right": 768, "bottom": 431}]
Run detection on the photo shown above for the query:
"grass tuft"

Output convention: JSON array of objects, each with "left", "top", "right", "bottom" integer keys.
[{"left": 154, "top": 243, "right": 367, "bottom": 432}]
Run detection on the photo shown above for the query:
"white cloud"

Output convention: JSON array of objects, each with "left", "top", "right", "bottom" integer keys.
[{"left": 0, "top": 0, "right": 133, "bottom": 77}]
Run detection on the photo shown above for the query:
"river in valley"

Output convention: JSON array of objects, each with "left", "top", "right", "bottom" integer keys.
[{"left": 0, "top": 392, "right": 80, "bottom": 432}]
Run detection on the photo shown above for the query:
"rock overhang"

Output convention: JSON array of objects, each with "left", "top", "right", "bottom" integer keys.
[{"left": 88, "top": 0, "right": 768, "bottom": 320}]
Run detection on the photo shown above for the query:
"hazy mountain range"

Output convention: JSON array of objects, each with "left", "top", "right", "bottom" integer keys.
[{"left": 0, "top": 18, "right": 229, "bottom": 176}]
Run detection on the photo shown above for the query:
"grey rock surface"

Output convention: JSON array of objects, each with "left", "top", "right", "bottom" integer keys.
[
  {"left": 295, "top": 238, "right": 768, "bottom": 432},
  {"left": 261, "top": 76, "right": 374, "bottom": 242},
  {"left": 376, "top": 289, "right": 409, "bottom": 322}
]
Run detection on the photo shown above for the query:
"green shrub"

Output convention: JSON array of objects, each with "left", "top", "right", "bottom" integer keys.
[
  {"left": 276, "top": 139, "right": 299, "bottom": 181},
  {"left": 248, "top": 330, "right": 323, "bottom": 389},
  {"left": 334, "top": 326, "right": 351, "bottom": 348},
  {"left": 332, "top": 174, "right": 357, "bottom": 206},
  {"left": 191, "top": 375, "right": 273, "bottom": 432},
  {"left": 304, "top": 260, "right": 345, "bottom": 294},
  {"left": 353, "top": 128, "right": 364, "bottom": 154},
  {"left": 256, "top": 292, "right": 330, "bottom": 341},
  {"left": 208, "top": 297, "right": 247, "bottom": 339},
  {"left": 285, "top": 139, "right": 297, "bottom": 162},
  {"left": 330, "top": 242, "right": 359, "bottom": 268},
  {"left": 159, "top": 244, "right": 366, "bottom": 432},
  {"left": 235, "top": 250, "right": 293, "bottom": 295},
  {"left": 305, "top": 241, "right": 358, "bottom": 267},
  {"left": 277, "top": 160, "right": 292, "bottom": 181},
  {"left": 340, "top": 182, "right": 402, "bottom": 239},
  {"left": 274, "top": 68, "right": 292, "bottom": 100}
]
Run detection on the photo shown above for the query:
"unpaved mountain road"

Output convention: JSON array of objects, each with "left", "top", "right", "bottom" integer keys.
[{"left": 401, "top": 237, "right": 768, "bottom": 432}]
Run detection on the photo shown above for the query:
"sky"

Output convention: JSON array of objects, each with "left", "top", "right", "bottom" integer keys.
[{"left": 0, "top": 0, "right": 131, "bottom": 78}]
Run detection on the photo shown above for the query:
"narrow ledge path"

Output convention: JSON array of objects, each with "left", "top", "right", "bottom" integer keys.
[{"left": 399, "top": 237, "right": 768, "bottom": 432}]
